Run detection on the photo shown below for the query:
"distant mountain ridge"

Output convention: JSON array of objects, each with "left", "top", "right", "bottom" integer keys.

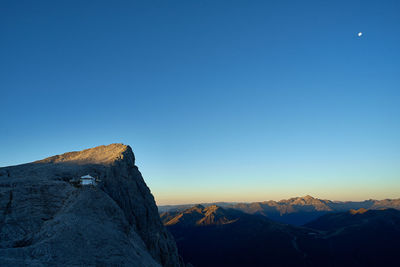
[
  {"left": 162, "top": 205, "right": 400, "bottom": 267},
  {"left": 162, "top": 205, "right": 317, "bottom": 267},
  {"left": 161, "top": 205, "right": 243, "bottom": 227},
  {"left": 305, "top": 207, "right": 400, "bottom": 231},
  {"left": 159, "top": 195, "right": 400, "bottom": 225}
]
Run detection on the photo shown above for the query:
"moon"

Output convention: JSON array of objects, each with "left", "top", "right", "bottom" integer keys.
[{"left": 358, "top": 32, "right": 363, "bottom": 37}]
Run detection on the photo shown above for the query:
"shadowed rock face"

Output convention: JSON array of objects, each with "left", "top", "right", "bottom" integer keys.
[{"left": 0, "top": 144, "right": 182, "bottom": 267}]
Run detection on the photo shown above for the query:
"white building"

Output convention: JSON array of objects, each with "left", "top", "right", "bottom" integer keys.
[{"left": 80, "top": 174, "right": 96, "bottom": 186}]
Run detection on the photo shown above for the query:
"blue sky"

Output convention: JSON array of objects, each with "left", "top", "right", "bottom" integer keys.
[{"left": 1, "top": 0, "right": 399, "bottom": 204}]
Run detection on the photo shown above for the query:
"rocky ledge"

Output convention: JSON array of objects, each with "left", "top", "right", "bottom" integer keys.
[{"left": 0, "top": 143, "right": 183, "bottom": 267}]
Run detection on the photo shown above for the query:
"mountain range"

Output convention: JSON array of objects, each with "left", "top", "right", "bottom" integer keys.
[
  {"left": 161, "top": 204, "right": 400, "bottom": 267},
  {"left": 159, "top": 195, "right": 400, "bottom": 225}
]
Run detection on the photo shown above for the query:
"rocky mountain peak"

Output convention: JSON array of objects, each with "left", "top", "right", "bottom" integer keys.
[
  {"left": 185, "top": 204, "right": 205, "bottom": 213},
  {"left": 0, "top": 144, "right": 183, "bottom": 266},
  {"left": 35, "top": 143, "right": 133, "bottom": 166},
  {"left": 203, "top": 204, "right": 220, "bottom": 212},
  {"left": 349, "top": 208, "right": 368, "bottom": 215},
  {"left": 162, "top": 205, "right": 239, "bottom": 227}
]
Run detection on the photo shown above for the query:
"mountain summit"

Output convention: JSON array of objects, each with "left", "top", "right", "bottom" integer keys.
[
  {"left": 35, "top": 143, "right": 134, "bottom": 165},
  {"left": 0, "top": 144, "right": 183, "bottom": 266},
  {"left": 161, "top": 205, "right": 240, "bottom": 227}
]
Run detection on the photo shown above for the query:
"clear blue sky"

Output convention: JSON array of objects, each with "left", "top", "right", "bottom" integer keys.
[{"left": 1, "top": 0, "right": 399, "bottom": 204}]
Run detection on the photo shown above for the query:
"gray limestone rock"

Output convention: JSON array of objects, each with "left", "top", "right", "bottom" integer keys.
[{"left": 0, "top": 144, "right": 182, "bottom": 267}]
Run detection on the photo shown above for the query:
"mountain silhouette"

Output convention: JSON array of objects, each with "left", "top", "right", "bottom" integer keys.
[
  {"left": 162, "top": 205, "right": 400, "bottom": 267},
  {"left": 162, "top": 205, "right": 317, "bottom": 267},
  {"left": 304, "top": 208, "right": 400, "bottom": 267},
  {"left": 230, "top": 195, "right": 400, "bottom": 225},
  {"left": 160, "top": 195, "right": 400, "bottom": 225}
]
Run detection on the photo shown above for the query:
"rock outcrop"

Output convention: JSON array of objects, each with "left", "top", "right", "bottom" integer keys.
[{"left": 0, "top": 143, "right": 183, "bottom": 266}]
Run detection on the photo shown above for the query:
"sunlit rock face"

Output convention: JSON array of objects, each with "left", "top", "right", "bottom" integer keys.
[{"left": 0, "top": 144, "right": 183, "bottom": 267}]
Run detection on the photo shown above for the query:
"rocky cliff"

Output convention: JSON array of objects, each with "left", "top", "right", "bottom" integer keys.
[{"left": 0, "top": 143, "right": 183, "bottom": 266}]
